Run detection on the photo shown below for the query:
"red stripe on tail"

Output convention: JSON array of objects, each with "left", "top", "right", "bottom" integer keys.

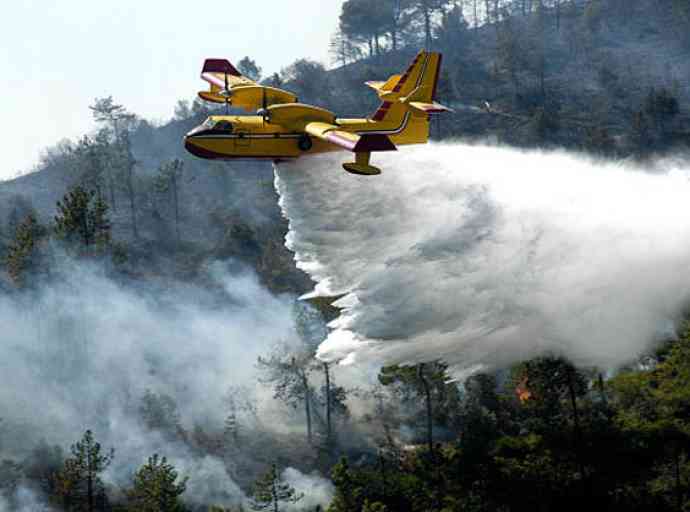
[{"left": 372, "top": 101, "right": 393, "bottom": 121}]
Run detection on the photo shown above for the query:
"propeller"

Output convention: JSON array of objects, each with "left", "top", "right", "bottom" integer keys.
[
  {"left": 218, "top": 72, "right": 232, "bottom": 115},
  {"left": 257, "top": 87, "right": 270, "bottom": 125}
]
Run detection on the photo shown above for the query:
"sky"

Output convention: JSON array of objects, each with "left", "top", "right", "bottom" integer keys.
[{"left": 0, "top": 0, "right": 344, "bottom": 179}]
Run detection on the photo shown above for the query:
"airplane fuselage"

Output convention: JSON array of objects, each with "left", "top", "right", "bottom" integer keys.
[{"left": 184, "top": 112, "right": 428, "bottom": 162}]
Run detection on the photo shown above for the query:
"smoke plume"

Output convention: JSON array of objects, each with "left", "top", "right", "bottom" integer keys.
[
  {"left": 275, "top": 143, "right": 690, "bottom": 375},
  {"left": 0, "top": 258, "right": 297, "bottom": 507}
]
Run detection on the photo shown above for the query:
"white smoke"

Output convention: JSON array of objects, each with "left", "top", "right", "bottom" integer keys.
[
  {"left": 0, "top": 487, "right": 54, "bottom": 512},
  {"left": 282, "top": 467, "right": 335, "bottom": 511},
  {"left": 0, "top": 258, "right": 296, "bottom": 506},
  {"left": 275, "top": 143, "right": 690, "bottom": 375}
]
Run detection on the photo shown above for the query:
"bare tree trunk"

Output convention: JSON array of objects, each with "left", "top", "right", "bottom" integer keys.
[
  {"left": 106, "top": 167, "right": 117, "bottom": 212},
  {"left": 109, "top": 124, "right": 119, "bottom": 212},
  {"left": 392, "top": 0, "right": 401, "bottom": 49},
  {"left": 172, "top": 173, "right": 180, "bottom": 245},
  {"left": 556, "top": 0, "right": 562, "bottom": 31},
  {"left": 324, "top": 362, "right": 332, "bottom": 446},
  {"left": 272, "top": 476, "right": 279, "bottom": 512},
  {"left": 127, "top": 165, "right": 138, "bottom": 240},
  {"left": 120, "top": 135, "right": 138, "bottom": 240},
  {"left": 540, "top": 53, "right": 546, "bottom": 99},
  {"left": 424, "top": 5, "right": 432, "bottom": 50},
  {"left": 378, "top": 449, "right": 387, "bottom": 497},
  {"left": 566, "top": 368, "right": 586, "bottom": 481},
  {"left": 675, "top": 443, "right": 682, "bottom": 512},
  {"left": 81, "top": 211, "right": 91, "bottom": 247},
  {"left": 87, "top": 461, "right": 94, "bottom": 512},
  {"left": 418, "top": 364, "right": 434, "bottom": 459},
  {"left": 302, "top": 372, "right": 313, "bottom": 444}
]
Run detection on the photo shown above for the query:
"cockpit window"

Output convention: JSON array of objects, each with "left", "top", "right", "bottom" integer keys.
[
  {"left": 214, "top": 121, "right": 233, "bottom": 132},
  {"left": 203, "top": 118, "right": 215, "bottom": 129}
]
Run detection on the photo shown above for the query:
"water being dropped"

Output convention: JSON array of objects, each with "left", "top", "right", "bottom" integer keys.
[{"left": 275, "top": 143, "right": 690, "bottom": 375}]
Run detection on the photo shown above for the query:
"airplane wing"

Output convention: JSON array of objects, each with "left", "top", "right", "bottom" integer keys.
[
  {"left": 262, "top": 103, "right": 397, "bottom": 153},
  {"left": 198, "top": 59, "right": 297, "bottom": 112},
  {"left": 304, "top": 122, "right": 397, "bottom": 153}
]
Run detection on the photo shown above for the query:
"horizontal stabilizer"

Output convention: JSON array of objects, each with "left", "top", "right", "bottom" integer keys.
[
  {"left": 408, "top": 101, "right": 453, "bottom": 114},
  {"left": 365, "top": 75, "right": 402, "bottom": 96}
]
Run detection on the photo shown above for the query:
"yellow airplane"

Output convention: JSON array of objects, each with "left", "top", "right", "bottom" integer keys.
[{"left": 184, "top": 51, "right": 450, "bottom": 175}]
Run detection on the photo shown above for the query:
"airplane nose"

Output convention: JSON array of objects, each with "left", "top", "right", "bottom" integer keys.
[
  {"left": 184, "top": 136, "right": 218, "bottom": 159},
  {"left": 185, "top": 126, "right": 203, "bottom": 138},
  {"left": 184, "top": 136, "right": 197, "bottom": 152}
]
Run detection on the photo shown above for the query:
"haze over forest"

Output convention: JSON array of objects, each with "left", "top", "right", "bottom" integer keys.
[{"left": 1, "top": 1, "right": 690, "bottom": 511}]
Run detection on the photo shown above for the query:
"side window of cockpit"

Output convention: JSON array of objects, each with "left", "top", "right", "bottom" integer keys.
[{"left": 214, "top": 121, "right": 233, "bottom": 132}]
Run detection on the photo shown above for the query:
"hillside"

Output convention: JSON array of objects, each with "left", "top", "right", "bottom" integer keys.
[{"left": 1, "top": 1, "right": 690, "bottom": 511}]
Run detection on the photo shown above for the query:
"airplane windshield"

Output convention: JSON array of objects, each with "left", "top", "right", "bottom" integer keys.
[{"left": 214, "top": 121, "right": 233, "bottom": 132}]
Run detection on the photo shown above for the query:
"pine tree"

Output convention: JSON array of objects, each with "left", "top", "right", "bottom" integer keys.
[
  {"left": 409, "top": 0, "right": 454, "bottom": 50},
  {"left": 379, "top": 362, "right": 461, "bottom": 460},
  {"left": 89, "top": 97, "right": 135, "bottom": 138},
  {"left": 54, "top": 185, "right": 111, "bottom": 253},
  {"left": 237, "top": 57, "right": 262, "bottom": 82},
  {"left": 125, "top": 454, "right": 188, "bottom": 512},
  {"left": 55, "top": 430, "right": 114, "bottom": 512},
  {"left": 0, "top": 459, "right": 23, "bottom": 506},
  {"left": 224, "top": 410, "right": 239, "bottom": 445},
  {"left": 327, "top": 458, "right": 361, "bottom": 512},
  {"left": 117, "top": 132, "right": 139, "bottom": 239},
  {"left": 362, "top": 500, "right": 387, "bottom": 512},
  {"left": 257, "top": 345, "right": 316, "bottom": 444},
  {"left": 250, "top": 463, "right": 303, "bottom": 512},
  {"left": 3, "top": 213, "right": 47, "bottom": 287},
  {"left": 138, "top": 390, "right": 183, "bottom": 439},
  {"left": 89, "top": 97, "right": 136, "bottom": 211},
  {"left": 154, "top": 159, "right": 184, "bottom": 245}
]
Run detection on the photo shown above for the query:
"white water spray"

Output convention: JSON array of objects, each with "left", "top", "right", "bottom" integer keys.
[{"left": 275, "top": 143, "right": 690, "bottom": 375}]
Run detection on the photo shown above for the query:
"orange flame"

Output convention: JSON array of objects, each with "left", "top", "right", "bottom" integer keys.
[{"left": 515, "top": 377, "right": 532, "bottom": 403}]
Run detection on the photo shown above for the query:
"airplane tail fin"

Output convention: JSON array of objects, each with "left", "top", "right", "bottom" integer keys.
[{"left": 368, "top": 51, "right": 451, "bottom": 122}]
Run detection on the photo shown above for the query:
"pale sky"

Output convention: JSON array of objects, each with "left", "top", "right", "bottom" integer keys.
[{"left": 0, "top": 0, "right": 345, "bottom": 179}]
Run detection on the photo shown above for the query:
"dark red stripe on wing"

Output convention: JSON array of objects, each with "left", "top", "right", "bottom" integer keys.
[{"left": 202, "top": 59, "right": 241, "bottom": 76}]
